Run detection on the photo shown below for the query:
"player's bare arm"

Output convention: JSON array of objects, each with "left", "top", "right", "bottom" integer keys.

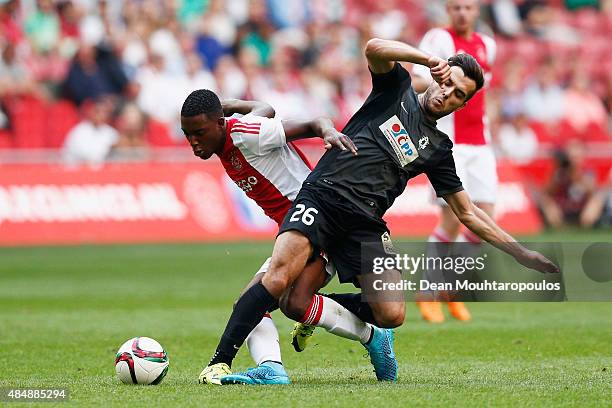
[
  {"left": 365, "top": 38, "right": 451, "bottom": 85},
  {"left": 282, "top": 117, "right": 358, "bottom": 155},
  {"left": 221, "top": 99, "right": 275, "bottom": 118},
  {"left": 444, "top": 190, "right": 559, "bottom": 274}
]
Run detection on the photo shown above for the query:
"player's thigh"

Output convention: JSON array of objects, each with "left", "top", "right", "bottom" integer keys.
[
  {"left": 464, "top": 145, "right": 498, "bottom": 205},
  {"left": 354, "top": 226, "right": 405, "bottom": 328},
  {"left": 439, "top": 204, "right": 462, "bottom": 238},
  {"left": 263, "top": 230, "right": 313, "bottom": 298},
  {"left": 279, "top": 256, "right": 328, "bottom": 321},
  {"left": 267, "top": 189, "right": 334, "bottom": 297}
]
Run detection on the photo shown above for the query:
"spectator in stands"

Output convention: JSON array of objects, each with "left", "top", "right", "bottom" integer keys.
[
  {"left": 562, "top": 67, "right": 609, "bottom": 141},
  {"left": 213, "top": 54, "right": 247, "bottom": 99},
  {"left": 24, "top": 0, "right": 60, "bottom": 53},
  {"left": 180, "top": 52, "right": 218, "bottom": 95},
  {"left": 0, "top": 42, "right": 38, "bottom": 97},
  {"left": 114, "top": 102, "right": 147, "bottom": 148},
  {"left": 236, "top": 0, "right": 274, "bottom": 66},
  {"left": 0, "top": 0, "right": 23, "bottom": 45},
  {"left": 135, "top": 51, "right": 186, "bottom": 138},
  {"left": 497, "top": 109, "right": 539, "bottom": 164},
  {"left": 538, "top": 140, "right": 604, "bottom": 228},
  {"left": 195, "top": 13, "right": 230, "bottom": 71},
  {"left": 109, "top": 102, "right": 148, "bottom": 160},
  {"left": 62, "top": 97, "right": 118, "bottom": 165},
  {"left": 62, "top": 42, "right": 128, "bottom": 105},
  {"left": 522, "top": 57, "right": 565, "bottom": 124},
  {"left": 0, "top": 0, "right": 608, "bottom": 164}
]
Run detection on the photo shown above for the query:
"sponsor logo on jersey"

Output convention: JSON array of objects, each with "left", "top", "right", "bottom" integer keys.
[
  {"left": 418, "top": 135, "right": 429, "bottom": 150},
  {"left": 230, "top": 151, "right": 243, "bottom": 171},
  {"left": 379, "top": 115, "right": 419, "bottom": 166},
  {"left": 381, "top": 231, "right": 395, "bottom": 254}
]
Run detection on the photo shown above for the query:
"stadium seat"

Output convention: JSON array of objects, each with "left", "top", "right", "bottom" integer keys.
[
  {"left": 9, "top": 96, "right": 46, "bottom": 149},
  {"left": 145, "top": 119, "right": 179, "bottom": 147},
  {"left": 46, "top": 100, "right": 79, "bottom": 148},
  {"left": 0, "top": 129, "right": 13, "bottom": 149}
]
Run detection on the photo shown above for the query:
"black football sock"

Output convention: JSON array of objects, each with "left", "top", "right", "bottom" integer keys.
[
  {"left": 209, "top": 282, "right": 277, "bottom": 368},
  {"left": 323, "top": 293, "right": 378, "bottom": 326}
]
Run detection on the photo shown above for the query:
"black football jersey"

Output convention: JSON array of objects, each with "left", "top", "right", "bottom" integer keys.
[{"left": 305, "top": 63, "right": 463, "bottom": 219}]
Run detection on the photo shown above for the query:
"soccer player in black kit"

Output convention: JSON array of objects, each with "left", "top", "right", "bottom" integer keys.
[{"left": 200, "top": 38, "right": 559, "bottom": 384}]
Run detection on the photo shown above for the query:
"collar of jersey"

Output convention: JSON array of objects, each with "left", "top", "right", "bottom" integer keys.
[{"left": 220, "top": 117, "right": 239, "bottom": 157}]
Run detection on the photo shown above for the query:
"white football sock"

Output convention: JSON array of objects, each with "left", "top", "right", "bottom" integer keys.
[
  {"left": 455, "top": 230, "right": 483, "bottom": 256},
  {"left": 302, "top": 295, "right": 373, "bottom": 344},
  {"left": 246, "top": 313, "right": 282, "bottom": 366}
]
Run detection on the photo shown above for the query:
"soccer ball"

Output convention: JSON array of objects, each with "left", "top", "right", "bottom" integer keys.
[{"left": 115, "top": 337, "right": 169, "bottom": 385}]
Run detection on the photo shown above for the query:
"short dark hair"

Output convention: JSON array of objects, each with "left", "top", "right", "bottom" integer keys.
[
  {"left": 448, "top": 53, "right": 484, "bottom": 98},
  {"left": 181, "top": 89, "right": 223, "bottom": 118}
]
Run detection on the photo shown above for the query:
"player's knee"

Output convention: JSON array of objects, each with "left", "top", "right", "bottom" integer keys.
[
  {"left": 262, "top": 267, "right": 292, "bottom": 297},
  {"left": 279, "top": 291, "right": 311, "bottom": 322},
  {"left": 374, "top": 303, "right": 405, "bottom": 328}
]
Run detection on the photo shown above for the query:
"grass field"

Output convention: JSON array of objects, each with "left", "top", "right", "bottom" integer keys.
[{"left": 1, "top": 230, "right": 611, "bottom": 407}]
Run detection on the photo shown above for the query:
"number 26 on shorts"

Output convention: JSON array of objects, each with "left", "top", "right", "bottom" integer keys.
[{"left": 289, "top": 204, "right": 318, "bottom": 226}]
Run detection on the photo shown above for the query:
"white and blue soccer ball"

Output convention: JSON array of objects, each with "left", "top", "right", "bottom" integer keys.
[{"left": 115, "top": 337, "right": 169, "bottom": 385}]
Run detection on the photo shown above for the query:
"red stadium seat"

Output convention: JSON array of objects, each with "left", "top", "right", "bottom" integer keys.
[
  {"left": 0, "top": 129, "right": 13, "bottom": 149},
  {"left": 9, "top": 96, "right": 46, "bottom": 149},
  {"left": 145, "top": 119, "right": 178, "bottom": 147},
  {"left": 46, "top": 100, "right": 79, "bottom": 148}
]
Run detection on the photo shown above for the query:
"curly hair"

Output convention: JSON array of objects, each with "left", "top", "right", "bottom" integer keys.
[{"left": 181, "top": 89, "right": 223, "bottom": 118}]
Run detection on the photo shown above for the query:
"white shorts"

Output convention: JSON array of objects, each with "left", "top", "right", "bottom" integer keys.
[
  {"left": 254, "top": 255, "right": 336, "bottom": 288},
  {"left": 439, "top": 144, "right": 498, "bottom": 205}
]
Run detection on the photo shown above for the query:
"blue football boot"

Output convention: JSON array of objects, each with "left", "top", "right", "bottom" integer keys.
[
  {"left": 363, "top": 327, "right": 398, "bottom": 382},
  {"left": 219, "top": 361, "right": 291, "bottom": 385}
]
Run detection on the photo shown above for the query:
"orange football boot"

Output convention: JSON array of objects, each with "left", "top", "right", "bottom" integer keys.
[
  {"left": 447, "top": 302, "right": 471, "bottom": 321},
  {"left": 416, "top": 301, "right": 445, "bottom": 323}
]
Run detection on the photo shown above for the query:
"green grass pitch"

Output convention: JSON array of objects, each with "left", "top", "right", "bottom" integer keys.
[{"left": 1, "top": 230, "right": 611, "bottom": 407}]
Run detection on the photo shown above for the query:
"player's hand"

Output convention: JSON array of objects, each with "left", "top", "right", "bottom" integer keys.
[
  {"left": 428, "top": 56, "right": 451, "bottom": 85},
  {"left": 515, "top": 249, "right": 560, "bottom": 274},
  {"left": 323, "top": 129, "right": 358, "bottom": 156},
  {"left": 221, "top": 99, "right": 236, "bottom": 116}
]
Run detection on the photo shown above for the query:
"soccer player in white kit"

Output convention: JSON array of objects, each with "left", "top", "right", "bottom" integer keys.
[{"left": 412, "top": 0, "right": 497, "bottom": 322}]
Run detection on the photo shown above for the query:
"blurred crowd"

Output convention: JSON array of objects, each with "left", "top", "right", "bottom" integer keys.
[
  {"left": 1, "top": 0, "right": 611, "bottom": 227},
  {"left": 1, "top": 0, "right": 611, "bottom": 157}
]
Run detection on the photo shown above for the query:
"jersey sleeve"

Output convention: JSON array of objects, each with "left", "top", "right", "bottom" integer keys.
[
  {"left": 370, "top": 62, "right": 412, "bottom": 93},
  {"left": 425, "top": 151, "right": 464, "bottom": 197},
  {"left": 229, "top": 113, "right": 286, "bottom": 155}
]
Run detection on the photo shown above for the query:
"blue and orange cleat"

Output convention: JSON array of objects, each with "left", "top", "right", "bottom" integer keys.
[
  {"left": 219, "top": 361, "right": 291, "bottom": 385},
  {"left": 363, "top": 327, "right": 398, "bottom": 382}
]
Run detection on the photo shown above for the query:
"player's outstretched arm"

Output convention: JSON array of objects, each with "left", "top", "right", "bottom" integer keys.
[
  {"left": 281, "top": 117, "right": 358, "bottom": 155},
  {"left": 444, "top": 190, "right": 559, "bottom": 274},
  {"left": 365, "top": 38, "right": 451, "bottom": 85},
  {"left": 221, "top": 99, "right": 275, "bottom": 118}
]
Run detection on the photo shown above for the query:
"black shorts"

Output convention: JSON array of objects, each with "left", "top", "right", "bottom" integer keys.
[{"left": 278, "top": 185, "right": 395, "bottom": 287}]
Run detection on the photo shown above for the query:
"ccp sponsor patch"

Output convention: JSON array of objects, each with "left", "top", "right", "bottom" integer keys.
[{"left": 379, "top": 115, "right": 419, "bottom": 166}]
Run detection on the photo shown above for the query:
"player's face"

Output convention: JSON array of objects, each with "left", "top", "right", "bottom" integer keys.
[
  {"left": 447, "top": 0, "right": 479, "bottom": 34},
  {"left": 423, "top": 65, "right": 476, "bottom": 118},
  {"left": 181, "top": 114, "right": 225, "bottom": 160}
]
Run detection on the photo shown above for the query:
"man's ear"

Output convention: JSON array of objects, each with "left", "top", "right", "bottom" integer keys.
[{"left": 217, "top": 117, "right": 225, "bottom": 127}]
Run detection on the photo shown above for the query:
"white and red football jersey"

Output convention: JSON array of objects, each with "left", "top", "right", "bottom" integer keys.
[
  {"left": 219, "top": 114, "right": 312, "bottom": 225},
  {"left": 412, "top": 28, "right": 496, "bottom": 145}
]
